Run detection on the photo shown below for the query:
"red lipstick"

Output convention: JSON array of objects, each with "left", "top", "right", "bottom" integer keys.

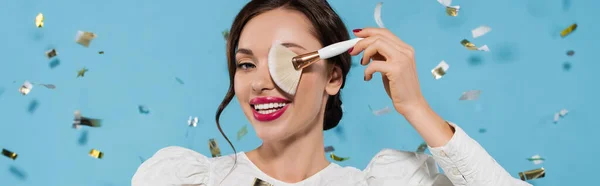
[{"left": 250, "top": 97, "right": 290, "bottom": 122}]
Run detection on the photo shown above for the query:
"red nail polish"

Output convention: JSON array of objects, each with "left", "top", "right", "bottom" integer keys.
[
  {"left": 348, "top": 47, "right": 354, "bottom": 53},
  {"left": 353, "top": 29, "right": 362, "bottom": 33}
]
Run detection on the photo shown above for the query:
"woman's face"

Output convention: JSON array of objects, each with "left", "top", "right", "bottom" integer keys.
[{"left": 234, "top": 8, "right": 343, "bottom": 142}]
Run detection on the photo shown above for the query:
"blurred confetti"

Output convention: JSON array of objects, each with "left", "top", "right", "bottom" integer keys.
[
  {"left": 222, "top": 29, "right": 229, "bottom": 41},
  {"left": 562, "top": 0, "right": 572, "bottom": 11},
  {"left": 563, "top": 62, "right": 572, "bottom": 71},
  {"left": 45, "top": 49, "right": 57, "bottom": 59},
  {"left": 78, "top": 130, "right": 89, "bottom": 146},
  {"left": 461, "top": 39, "right": 490, "bottom": 52},
  {"left": 334, "top": 125, "right": 346, "bottom": 141},
  {"left": 138, "top": 105, "right": 150, "bottom": 114},
  {"left": 553, "top": 109, "right": 568, "bottom": 123},
  {"left": 89, "top": 149, "right": 104, "bottom": 159},
  {"left": 472, "top": 25, "right": 491, "bottom": 38},
  {"left": 478, "top": 128, "right": 487, "bottom": 133},
  {"left": 2, "top": 148, "right": 18, "bottom": 160},
  {"left": 253, "top": 178, "right": 274, "bottom": 186},
  {"left": 175, "top": 77, "right": 185, "bottom": 84},
  {"left": 368, "top": 105, "right": 391, "bottom": 116},
  {"left": 324, "top": 146, "right": 335, "bottom": 153},
  {"left": 9, "top": 166, "right": 27, "bottom": 180},
  {"left": 188, "top": 116, "right": 198, "bottom": 127},
  {"left": 19, "top": 81, "right": 33, "bottom": 95},
  {"left": 38, "top": 84, "right": 56, "bottom": 89},
  {"left": 35, "top": 13, "right": 44, "bottom": 28},
  {"left": 77, "top": 67, "right": 88, "bottom": 78},
  {"left": 341, "top": 104, "right": 345, "bottom": 113},
  {"left": 49, "top": 58, "right": 60, "bottom": 69},
  {"left": 527, "top": 155, "right": 545, "bottom": 165},
  {"left": 560, "top": 23, "right": 577, "bottom": 38},
  {"left": 566, "top": 50, "right": 575, "bottom": 56},
  {"left": 468, "top": 55, "right": 484, "bottom": 66},
  {"left": 437, "top": 0, "right": 460, "bottom": 16},
  {"left": 432, "top": 60, "right": 449, "bottom": 80},
  {"left": 329, "top": 152, "right": 349, "bottom": 162},
  {"left": 98, "top": 51, "right": 104, "bottom": 54},
  {"left": 519, "top": 168, "right": 545, "bottom": 181},
  {"left": 139, "top": 156, "right": 146, "bottom": 163},
  {"left": 73, "top": 110, "right": 103, "bottom": 129},
  {"left": 76, "top": 31, "right": 97, "bottom": 47},
  {"left": 459, "top": 90, "right": 481, "bottom": 100},
  {"left": 27, "top": 99, "right": 39, "bottom": 114},
  {"left": 416, "top": 142, "right": 427, "bottom": 153},
  {"left": 374, "top": 2, "right": 385, "bottom": 28},
  {"left": 237, "top": 125, "right": 248, "bottom": 141},
  {"left": 208, "top": 138, "right": 221, "bottom": 158}
]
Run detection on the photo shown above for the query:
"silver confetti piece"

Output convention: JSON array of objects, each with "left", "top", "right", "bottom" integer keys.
[{"left": 459, "top": 90, "right": 481, "bottom": 100}]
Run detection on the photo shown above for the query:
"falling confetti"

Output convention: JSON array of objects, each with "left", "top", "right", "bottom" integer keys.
[
  {"left": 324, "top": 146, "right": 335, "bottom": 153},
  {"left": 76, "top": 31, "right": 97, "bottom": 47},
  {"left": 374, "top": 2, "right": 385, "bottom": 28},
  {"left": 553, "top": 109, "right": 568, "bottom": 123},
  {"left": 73, "top": 110, "right": 103, "bottom": 129},
  {"left": 99, "top": 51, "right": 104, "bottom": 54},
  {"left": 89, "top": 149, "right": 104, "bottom": 159},
  {"left": 459, "top": 90, "right": 481, "bottom": 100},
  {"left": 437, "top": 0, "right": 460, "bottom": 16},
  {"left": 416, "top": 142, "right": 427, "bottom": 153},
  {"left": 138, "top": 105, "right": 150, "bottom": 114},
  {"left": 35, "top": 13, "right": 44, "bottom": 28},
  {"left": 461, "top": 39, "right": 490, "bottom": 52},
  {"left": 208, "top": 138, "right": 222, "bottom": 158},
  {"left": 329, "top": 152, "right": 349, "bottom": 162},
  {"left": 39, "top": 84, "right": 56, "bottom": 89},
  {"left": 222, "top": 29, "right": 229, "bottom": 41},
  {"left": 175, "top": 77, "right": 185, "bottom": 84},
  {"left": 478, "top": 128, "right": 487, "bottom": 133},
  {"left": 368, "top": 105, "right": 391, "bottom": 116},
  {"left": 252, "top": 178, "right": 274, "bottom": 186},
  {"left": 560, "top": 23, "right": 577, "bottom": 38},
  {"left": 139, "top": 156, "right": 146, "bottom": 163},
  {"left": 188, "top": 116, "right": 198, "bottom": 127},
  {"left": 563, "top": 62, "right": 572, "bottom": 71},
  {"left": 237, "top": 125, "right": 248, "bottom": 141},
  {"left": 431, "top": 60, "right": 449, "bottom": 80},
  {"left": 8, "top": 166, "right": 27, "bottom": 180},
  {"left": 519, "top": 167, "right": 545, "bottom": 181},
  {"left": 45, "top": 49, "right": 57, "bottom": 59},
  {"left": 2, "top": 148, "right": 18, "bottom": 160},
  {"left": 19, "top": 81, "right": 33, "bottom": 95},
  {"left": 566, "top": 50, "right": 575, "bottom": 56},
  {"left": 527, "top": 155, "right": 545, "bottom": 165},
  {"left": 77, "top": 67, "right": 88, "bottom": 78},
  {"left": 341, "top": 104, "right": 345, "bottom": 113},
  {"left": 472, "top": 25, "right": 492, "bottom": 38}
]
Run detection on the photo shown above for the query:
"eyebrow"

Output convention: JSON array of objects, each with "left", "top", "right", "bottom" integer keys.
[{"left": 235, "top": 42, "right": 307, "bottom": 56}]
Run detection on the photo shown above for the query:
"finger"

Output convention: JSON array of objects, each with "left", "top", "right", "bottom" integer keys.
[
  {"left": 353, "top": 27, "right": 413, "bottom": 52},
  {"left": 350, "top": 35, "right": 400, "bottom": 56},
  {"left": 358, "top": 38, "right": 402, "bottom": 66},
  {"left": 363, "top": 60, "right": 392, "bottom": 81}
]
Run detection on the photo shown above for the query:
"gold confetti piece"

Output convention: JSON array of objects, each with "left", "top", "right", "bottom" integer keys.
[
  {"left": 45, "top": 49, "right": 57, "bottom": 59},
  {"left": 89, "top": 149, "right": 103, "bottom": 159},
  {"left": 416, "top": 142, "right": 427, "bottom": 153},
  {"left": 2, "top": 148, "right": 18, "bottom": 160},
  {"left": 374, "top": 2, "right": 385, "bottom": 28},
  {"left": 437, "top": 0, "right": 460, "bottom": 16},
  {"left": 368, "top": 105, "right": 391, "bottom": 116},
  {"left": 73, "top": 110, "right": 103, "bottom": 129},
  {"left": 252, "top": 178, "right": 274, "bottom": 186},
  {"left": 519, "top": 167, "right": 545, "bottom": 181},
  {"left": 330, "top": 152, "right": 349, "bottom": 162},
  {"left": 237, "top": 125, "right": 248, "bottom": 141},
  {"left": 98, "top": 51, "right": 104, "bottom": 54},
  {"left": 35, "top": 13, "right": 44, "bottom": 28},
  {"left": 222, "top": 29, "right": 229, "bottom": 41},
  {"left": 431, "top": 60, "right": 449, "bottom": 80},
  {"left": 77, "top": 67, "right": 88, "bottom": 78},
  {"left": 324, "top": 146, "right": 335, "bottom": 153},
  {"left": 560, "top": 23, "right": 577, "bottom": 38},
  {"left": 461, "top": 39, "right": 490, "bottom": 52},
  {"left": 19, "top": 81, "right": 33, "bottom": 95},
  {"left": 208, "top": 138, "right": 221, "bottom": 158},
  {"left": 472, "top": 25, "right": 492, "bottom": 38},
  {"left": 459, "top": 90, "right": 481, "bottom": 100},
  {"left": 188, "top": 116, "right": 198, "bottom": 127},
  {"left": 527, "top": 155, "right": 545, "bottom": 165},
  {"left": 75, "top": 31, "right": 97, "bottom": 47},
  {"left": 566, "top": 50, "right": 574, "bottom": 56}
]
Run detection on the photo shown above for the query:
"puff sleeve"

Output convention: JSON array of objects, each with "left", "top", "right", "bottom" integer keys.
[
  {"left": 132, "top": 146, "right": 211, "bottom": 186},
  {"left": 363, "top": 149, "right": 452, "bottom": 186}
]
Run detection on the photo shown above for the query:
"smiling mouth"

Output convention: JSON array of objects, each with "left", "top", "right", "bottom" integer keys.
[{"left": 251, "top": 102, "right": 288, "bottom": 114}]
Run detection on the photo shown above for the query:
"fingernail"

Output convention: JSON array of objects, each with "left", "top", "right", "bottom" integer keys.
[
  {"left": 348, "top": 47, "right": 354, "bottom": 53},
  {"left": 353, "top": 29, "right": 362, "bottom": 33}
]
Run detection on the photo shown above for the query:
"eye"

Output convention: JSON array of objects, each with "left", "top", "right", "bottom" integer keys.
[{"left": 236, "top": 62, "right": 256, "bottom": 70}]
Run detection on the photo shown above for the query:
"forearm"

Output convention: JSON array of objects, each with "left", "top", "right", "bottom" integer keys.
[{"left": 403, "top": 103, "right": 454, "bottom": 147}]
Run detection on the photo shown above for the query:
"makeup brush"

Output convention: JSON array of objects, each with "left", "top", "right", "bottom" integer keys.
[{"left": 268, "top": 38, "right": 363, "bottom": 95}]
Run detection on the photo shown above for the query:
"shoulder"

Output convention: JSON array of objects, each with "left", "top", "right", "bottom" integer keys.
[
  {"left": 363, "top": 149, "right": 441, "bottom": 185},
  {"left": 131, "top": 146, "right": 215, "bottom": 186}
]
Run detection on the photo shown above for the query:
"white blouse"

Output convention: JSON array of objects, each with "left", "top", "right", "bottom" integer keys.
[{"left": 132, "top": 123, "right": 532, "bottom": 186}]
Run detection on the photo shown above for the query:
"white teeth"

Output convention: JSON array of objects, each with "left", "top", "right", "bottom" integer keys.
[
  {"left": 258, "top": 109, "right": 278, "bottom": 114},
  {"left": 253, "top": 103, "right": 287, "bottom": 110}
]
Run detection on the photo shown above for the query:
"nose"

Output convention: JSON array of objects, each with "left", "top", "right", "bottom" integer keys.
[{"left": 251, "top": 65, "right": 275, "bottom": 93}]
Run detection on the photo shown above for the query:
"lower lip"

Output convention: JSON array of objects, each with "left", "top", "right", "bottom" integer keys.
[{"left": 252, "top": 104, "right": 290, "bottom": 122}]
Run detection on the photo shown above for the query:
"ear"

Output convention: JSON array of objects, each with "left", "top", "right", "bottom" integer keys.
[{"left": 325, "top": 65, "right": 343, "bottom": 96}]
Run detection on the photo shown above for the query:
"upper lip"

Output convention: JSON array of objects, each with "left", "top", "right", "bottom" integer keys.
[{"left": 250, "top": 96, "right": 290, "bottom": 105}]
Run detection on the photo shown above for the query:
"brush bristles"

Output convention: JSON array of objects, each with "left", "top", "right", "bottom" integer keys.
[{"left": 268, "top": 42, "right": 302, "bottom": 95}]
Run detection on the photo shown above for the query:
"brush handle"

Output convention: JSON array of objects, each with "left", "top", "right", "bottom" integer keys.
[{"left": 318, "top": 38, "right": 363, "bottom": 59}]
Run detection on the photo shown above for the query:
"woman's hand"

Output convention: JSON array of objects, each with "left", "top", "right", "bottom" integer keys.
[{"left": 348, "top": 28, "right": 426, "bottom": 117}]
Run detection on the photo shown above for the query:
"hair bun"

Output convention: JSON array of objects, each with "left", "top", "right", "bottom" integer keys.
[{"left": 323, "top": 94, "right": 343, "bottom": 130}]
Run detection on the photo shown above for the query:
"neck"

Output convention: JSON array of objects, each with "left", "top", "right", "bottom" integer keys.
[{"left": 247, "top": 125, "right": 329, "bottom": 183}]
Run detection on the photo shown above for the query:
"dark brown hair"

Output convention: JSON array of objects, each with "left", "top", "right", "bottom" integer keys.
[{"left": 215, "top": 0, "right": 351, "bottom": 163}]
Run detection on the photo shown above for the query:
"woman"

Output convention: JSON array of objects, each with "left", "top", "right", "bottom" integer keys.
[{"left": 132, "top": 0, "right": 532, "bottom": 185}]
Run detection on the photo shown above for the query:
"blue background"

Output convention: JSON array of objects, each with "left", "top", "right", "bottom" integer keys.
[{"left": 0, "top": 0, "right": 597, "bottom": 185}]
